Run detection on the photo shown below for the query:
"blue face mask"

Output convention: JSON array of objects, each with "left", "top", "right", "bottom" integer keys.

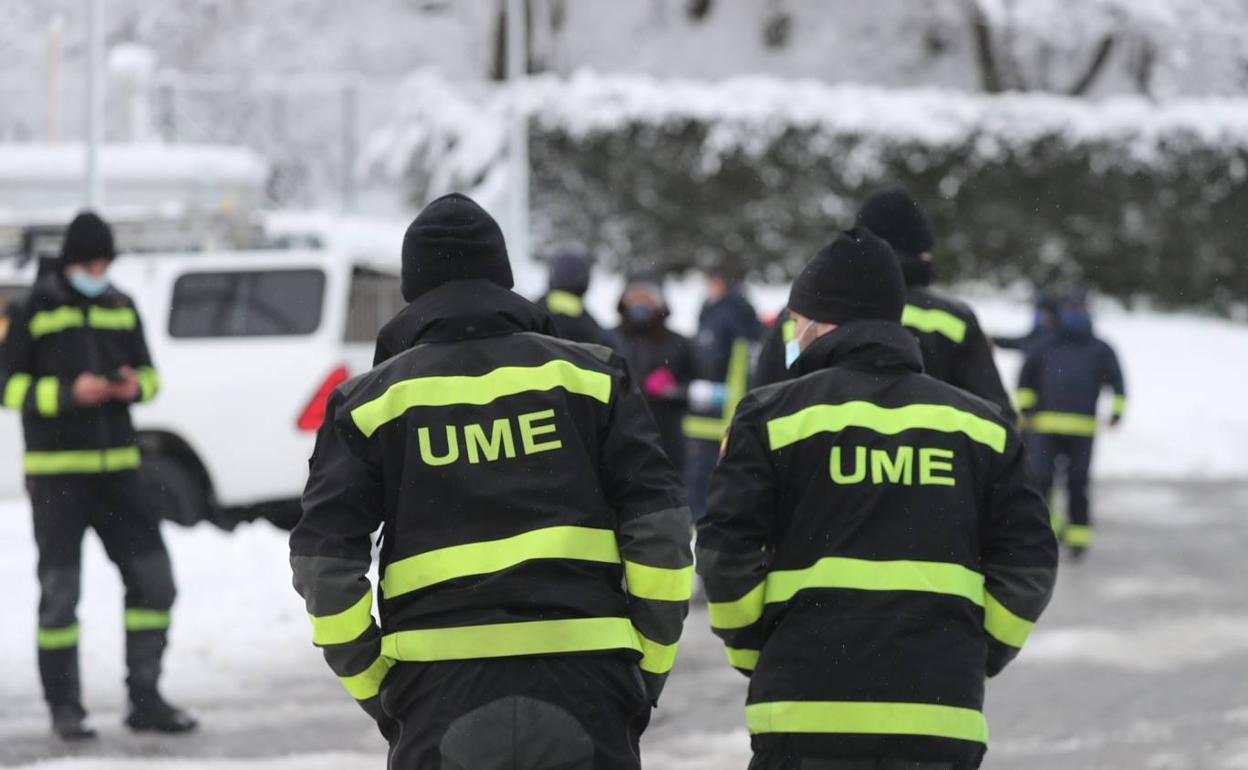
[
  {"left": 784, "top": 338, "right": 802, "bottom": 369},
  {"left": 68, "top": 271, "right": 111, "bottom": 298}
]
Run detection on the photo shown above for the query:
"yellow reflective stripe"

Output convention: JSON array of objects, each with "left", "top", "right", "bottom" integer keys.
[
  {"left": 38, "top": 624, "right": 80, "bottom": 650},
  {"left": 87, "top": 305, "right": 137, "bottom": 331},
  {"left": 626, "top": 561, "right": 693, "bottom": 602},
  {"left": 340, "top": 655, "right": 394, "bottom": 700},
  {"left": 767, "top": 401, "right": 1007, "bottom": 454},
  {"left": 1016, "top": 388, "right": 1037, "bottom": 411},
  {"left": 382, "top": 526, "right": 620, "bottom": 599},
  {"left": 746, "top": 701, "right": 988, "bottom": 744},
  {"left": 683, "top": 414, "right": 727, "bottom": 441},
  {"left": 767, "top": 556, "right": 985, "bottom": 607},
  {"left": 30, "top": 306, "right": 84, "bottom": 338},
  {"left": 381, "top": 617, "right": 642, "bottom": 662},
  {"left": 352, "top": 360, "right": 612, "bottom": 437},
  {"left": 1033, "top": 412, "right": 1098, "bottom": 436},
  {"left": 138, "top": 367, "right": 160, "bottom": 402},
  {"left": 726, "top": 647, "right": 760, "bottom": 671},
  {"left": 125, "top": 608, "right": 171, "bottom": 632},
  {"left": 24, "top": 446, "right": 141, "bottom": 475},
  {"left": 310, "top": 590, "right": 374, "bottom": 646},
  {"left": 708, "top": 581, "right": 766, "bottom": 630},
  {"left": 902, "top": 305, "right": 967, "bottom": 344},
  {"left": 35, "top": 377, "right": 59, "bottom": 417},
  {"left": 3, "top": 373, "right": 32, "bottom": 410},
  {"left": 638, "top": 633, "right": 679, "bottom": 675},
  {"left": 1064, "top": 525, "right": 1094, "bottom": 547},
  {"left": 546, "top": 290, "right": 584, "bottom": 317},
  {"left": 984, "top": 592, "right": 1034, "bottom": 649},
  {"left": 1113, "top": 395, "right": 1126, "bottom": 417},
  {"left": 781, "top": 318, "right": 797, "bottom": 344}
]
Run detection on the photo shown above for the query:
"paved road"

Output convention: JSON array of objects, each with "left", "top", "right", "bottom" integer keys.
[{"left": 3, "top": 481, "right": 1247, "bottom": 768}]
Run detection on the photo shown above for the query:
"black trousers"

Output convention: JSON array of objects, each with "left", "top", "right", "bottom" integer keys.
[
  {"left": 29, "top": 471, "right": 176, "bottom": 705},
  {"left": 1025, "top": 433, "right": 1095, "bottom": 542},
  {"left": 750, "top": 756, "right": 958, "bottom": 770},
  {"left": 379, "top": 655, "right": 651, "bottom": 770}
]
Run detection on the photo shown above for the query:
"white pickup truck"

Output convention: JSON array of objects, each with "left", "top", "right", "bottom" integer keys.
[{"left": 0, "top": 244, "right": 402, "bottom": 529}]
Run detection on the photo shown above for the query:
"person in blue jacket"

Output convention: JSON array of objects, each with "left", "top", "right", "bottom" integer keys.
[
  {"left": 1017, "top": 292, "right": 1126, "bottom": 559},
  {"left": 684, "top": 265, "right": 762, "bottom": 522},
  {"left": 994, "top": 292, "right": 1060, "bottom": 358}
]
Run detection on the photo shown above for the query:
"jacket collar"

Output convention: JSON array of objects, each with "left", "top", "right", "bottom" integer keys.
[
  {"left": 373, "top": 280, "right": 557, "bottom": 365},
  {"left": 796, "top": 319, "right": 924, "bottom": 377}
]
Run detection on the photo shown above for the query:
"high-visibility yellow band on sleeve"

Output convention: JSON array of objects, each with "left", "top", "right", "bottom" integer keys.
[
  {"left": 545, "top": 290, "right": 585, "bottom": 318},
  {"left": 125, "top": 608, "right": 171, "bottom": 632},
  {"left": 625, "top": 561, "right": 694, "bottom": 602},
  {"left": 984, "top": 592, "right": 1035, "bottom": 649},
  {"left": 708, "top": 581, "right": 766, "bottom": 631},
  {"left": 138, "top": 367, "right": 160, "bottom": 402},
  {"left": 726, "top": 647, "right": 760, "bottom": 671},
  {"left": 1016, "top": 388, "right": 1037, "bottom": 411},
  {"left": 1112, "top": 395, "right": 1126, "bottom": 417},
  {"left": 310, "top": 590, "right": 375, "bottom": 646},
  {"left": 1063, "top": 525, "right": 1094, "bottom": 547},
  {"left": 36, "top": 377, "right": 59, "bottom": 417},
  {"left": 38, "top": 624, "right": 80, "bottom": 650},
  {"left": 638, "top": 633, "right": 679, "bottom": 676},
  {"left": 3, "top": 373, "right": 32, "bottom": 410},
  {"left": 339, "top": 655, "right": 393, "bottom": 701}
]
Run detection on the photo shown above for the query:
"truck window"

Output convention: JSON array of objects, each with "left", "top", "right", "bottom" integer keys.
[
  {"left": 345, "top": 267, "right": 403, "bottom": 343},
  {"left": 170, "top": 269, "right": 326, "bottom": 338}
]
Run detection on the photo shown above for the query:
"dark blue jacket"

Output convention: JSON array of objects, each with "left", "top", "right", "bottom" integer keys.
[
  {"left": 695, "top": 289, "right": 762, "bottom": 383},
  {"left": 1018, "top": 324, "right": 1125, "bottom": 436}
]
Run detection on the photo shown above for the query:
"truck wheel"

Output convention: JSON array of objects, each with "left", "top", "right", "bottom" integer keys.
[{"left": 142, "top": 454, "right": 210, "bottom": 527}]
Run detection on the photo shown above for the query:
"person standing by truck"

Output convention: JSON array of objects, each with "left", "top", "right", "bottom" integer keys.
[{"left": 0, "top": 212, "right": 196, "bottom": 739}]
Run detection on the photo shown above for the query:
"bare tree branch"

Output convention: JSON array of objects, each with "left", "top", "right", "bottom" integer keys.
[
  {"left": 1067, "top": 33, "right": 1117, "bottom": 96},
  {"left": 965, "top": 0, "right": 1005, "bottom": 93}
]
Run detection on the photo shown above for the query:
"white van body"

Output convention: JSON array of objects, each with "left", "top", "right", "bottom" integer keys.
[{"left": 0, "top": 248, "right": 402, "bottom": 526}]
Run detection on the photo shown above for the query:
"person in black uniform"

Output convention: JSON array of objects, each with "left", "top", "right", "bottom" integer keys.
[
  {"left": 0, "top": 212, "right": 196, "bottom": 739},
  {"left": 754, "top": 189, "right": 1015, "bottom": 425},
  {"left": 613, "top": 274, "right": 698, "bottom": 470},
  {"left": 1017, "top": 292, "right": 1125, "bottom": 559},
  {"left": 699, "top": 229, "right": 1057, "bottom": 770},
  {"left": 537, "top": 249, "right": 618, "bottom": 350},
  {"left": 290, "top": 194, "right": 692, "bottom": 769}
]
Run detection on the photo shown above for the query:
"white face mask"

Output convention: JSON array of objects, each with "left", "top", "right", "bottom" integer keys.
[{"left": 784, "top": 320, "right": 816, "bottom": 369}]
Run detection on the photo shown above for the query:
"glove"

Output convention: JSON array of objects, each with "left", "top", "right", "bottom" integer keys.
[
  {"left": 687, "top": 379, "right": 727, "bottom": 412},
  {"left": 644, "top": 367, "right": 680, "bottom": 400}
]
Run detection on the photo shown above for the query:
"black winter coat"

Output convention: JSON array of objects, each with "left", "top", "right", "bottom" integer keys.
[
  {"left": 613, "top": 323, "right": 697, "bottom": 469},
  {"left": 698, "top": 320, "right": 1056, "bottom": 766}
]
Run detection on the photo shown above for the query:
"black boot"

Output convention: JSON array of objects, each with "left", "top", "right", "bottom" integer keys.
[
  {"left": 40, "top": 647, "right": 97, "bottom": 741},
  {"left": 126, "top": 688, "right": 198, "bottom": 734}
]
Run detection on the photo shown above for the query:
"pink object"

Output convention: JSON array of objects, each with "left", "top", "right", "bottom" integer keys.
[{"left": 644, "top": 367, "right": 680, "bottom": 399}]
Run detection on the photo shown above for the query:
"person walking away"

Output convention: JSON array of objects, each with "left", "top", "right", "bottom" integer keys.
[
  {"left": 993, "top": 292, "right": 1059, "bottom": 357},
  {"left": 698, "top": 228, "right": 1057, "bottom": 770},
  {"left": 855, "top": 188, "right": 1015, "bottom": 421},
  {"left": 684, "top": 265, "right": 762, "bottom": 522},
  {"left": 290, "top": 193, "right": 692, "bottom": 769},
  {"left": 613, "top": 274, "right": 698, "bottom": 470},
  {"left": 1017, "top": 291, "right": 1125, "bottom": 560},
  {"left": 538, "top": 249, "right": 618, "bottom": 349},
  {"left": 0, "top": 212, "right": 196, "bottom": 740}
]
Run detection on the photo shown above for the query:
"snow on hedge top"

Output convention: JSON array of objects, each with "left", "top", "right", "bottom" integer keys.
[{"left": 367, "top": 69, "right": 1248, "bottom": 195}]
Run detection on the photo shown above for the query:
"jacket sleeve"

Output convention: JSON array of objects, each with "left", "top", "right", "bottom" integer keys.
[
  {"left": 129, "top": 306, "right": 160, "bottom": 403},
  {"left": 599, "top": 354, "right": 693, "bottom": 704},
  {"left": 1103, "top": 342, "right": 1126, "bottom": 419},
  {"left": 952, "top": 314, "right": 1016, "bottom": 423},
  {"left": 695, "top": 394, "right": 776, "bottom": 676},
  {"left": 290, "top": 390, "right": 392, "bottom": 728},
  {"left": 981, "top": 425, "right": 1058, "bottom": 677},
  {"left": 0, "top": 298, "right": 73, "bottom": 418},
  {"left": 1016, "top": 349, "right": 1041, "bottom": 417},
  {"left": 751, "top": 312, "right": 792, "bottom": 390}
]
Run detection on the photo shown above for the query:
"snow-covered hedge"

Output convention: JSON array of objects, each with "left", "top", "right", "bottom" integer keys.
[{"left": 365, "top": 72, "right": 1248, "bottom": 310}]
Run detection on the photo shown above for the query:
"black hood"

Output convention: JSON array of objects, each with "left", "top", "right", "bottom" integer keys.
[
  {"left": 795, "top": 319, "right": 923, "bottom": 378},
  {"left": 373, "top": 280, "right": 557, "bottom": 366}
]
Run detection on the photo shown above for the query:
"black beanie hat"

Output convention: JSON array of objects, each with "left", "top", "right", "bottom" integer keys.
[
  {"left": 548, "top": 250, "right": 592, "bottom": 296},
  {"left": 401, "top": 193, "right": 513, "bottom": 302},
  {"left": 60, "top": 211, "right": 116, "bottom": 266},
  {"left": 788, "top": 227, "right": 906, "bottom": 325},
  {"left": 855, "top": 187, "right": 936, "bottom": 258}
]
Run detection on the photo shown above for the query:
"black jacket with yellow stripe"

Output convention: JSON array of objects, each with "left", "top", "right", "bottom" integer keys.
[
  {"left": 0, "top": 272, "right": 158, "bottom": 475},
  {"left": 290, "top": 280, "right": 692, "bottom": 724},
  {"left": 753, "top": 291, "right": 1014, "bottom": 424},
  {"left": 697, "top": 320, "right": 1056, "bottom": 766}
]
